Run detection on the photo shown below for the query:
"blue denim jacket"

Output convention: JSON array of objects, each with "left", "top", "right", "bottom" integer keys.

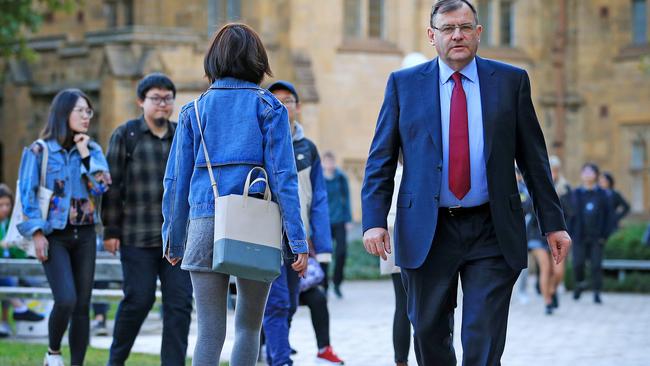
[
  {"left": 162, "top": 78, "right": 308, "bottom": 258},
  {"left": 17, "top": 139, "right": 111, "bottom": 237}
]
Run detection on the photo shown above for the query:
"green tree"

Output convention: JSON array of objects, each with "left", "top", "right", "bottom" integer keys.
[{"left": 0, "top": 0, "right": 77, "bottom": 61}]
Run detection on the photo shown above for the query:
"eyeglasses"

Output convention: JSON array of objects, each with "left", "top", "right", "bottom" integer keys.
[
  {"left": 72, "top": 107, "right": 94, "bottom": 118},
  {"left": 433, "top": 23, "right": 476, "bottom": 36},
  {"left": 279, "top": 98, "right": 297, "bottom": 106},
  {"left": 145, "top": 96, "right": 175, "bottom": 106}
]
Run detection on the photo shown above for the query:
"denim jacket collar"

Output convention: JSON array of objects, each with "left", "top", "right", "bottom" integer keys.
[
  {"left": 46, "top": 139, "right": 64, "bottom": 153},
  {"left": 209, "top": 77, "right": 261, "bottom": 90}
]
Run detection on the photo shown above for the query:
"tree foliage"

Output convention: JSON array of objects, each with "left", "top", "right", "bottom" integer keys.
[{"left": 0, "top": 0, "right": 77, "bottom": 61}]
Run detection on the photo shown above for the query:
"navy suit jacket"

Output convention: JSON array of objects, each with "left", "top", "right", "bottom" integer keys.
[{"left": 361, "top": 57, "right": 567, "bottom": 270}]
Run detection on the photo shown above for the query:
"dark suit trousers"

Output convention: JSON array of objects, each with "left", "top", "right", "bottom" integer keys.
[{"left": 402, "top": 207, "right": 520, "bottom": 366}]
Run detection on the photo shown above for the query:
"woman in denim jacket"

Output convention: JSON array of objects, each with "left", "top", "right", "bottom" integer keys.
[
  {"left": 162, "top": 24, "right": 308, "bottom": 365},
  {"left": 17, "top": 89, "right": 110, "bottom": 366}
]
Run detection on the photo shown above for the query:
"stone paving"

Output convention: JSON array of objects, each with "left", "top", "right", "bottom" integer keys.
[
  {"left": 7, "top": 278, "right": 650, "bottom": 365},
  {"left": 85, "top": 278, "right": 650, "bottom": 366}
]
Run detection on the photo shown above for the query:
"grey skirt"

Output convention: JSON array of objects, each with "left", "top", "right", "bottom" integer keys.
[{"left": 180, "top": 217, "right": 215, "bottom": 272}]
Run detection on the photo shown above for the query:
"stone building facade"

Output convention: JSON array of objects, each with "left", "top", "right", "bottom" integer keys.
[{"left": 1, "top": 0, "right": 649, "bottom": 219}]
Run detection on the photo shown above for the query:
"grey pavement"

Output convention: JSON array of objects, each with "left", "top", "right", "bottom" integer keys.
[{"left": 85, "top": 278, "right": 650, "bottom": 366}]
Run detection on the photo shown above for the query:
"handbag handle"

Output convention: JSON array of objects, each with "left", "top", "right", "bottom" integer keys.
[
  {"left": 243, "top": 167, "right": 272, "bottom": 201},
  {"left": 193, "top": 99, "right": 220, "bottom": 200},
  {"left": 36, "top": 139, "right": 49, "bottom": 187}
]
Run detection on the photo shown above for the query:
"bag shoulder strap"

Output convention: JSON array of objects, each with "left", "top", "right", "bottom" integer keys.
[
  {"left": 124, "top": 119, "right": 143, "bottom": 159},
  {"left": 193, "top": 99, "right": 219, "bottom": 200},
  {"left": 36, "top": 139, "right": 49, "bottom": 187}
]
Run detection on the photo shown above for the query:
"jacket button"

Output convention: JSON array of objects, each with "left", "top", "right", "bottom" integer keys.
[
  {"left": 434, "top": 195, "right": 440, "bottom": 201},
  {"left": 437, "top": 164, "right": 442, "bottom": 171}
]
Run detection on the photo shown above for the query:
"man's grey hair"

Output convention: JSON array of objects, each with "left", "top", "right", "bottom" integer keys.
[{"left": 430, "top": 0, "right": 479, "bottom": 28}]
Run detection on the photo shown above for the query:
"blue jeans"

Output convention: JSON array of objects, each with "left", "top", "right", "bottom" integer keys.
[
  {"left": 263, "top": 262, "right": 300, "bottom": 366},
  {"left": 108, "top": 245, "right": 193, "bottom": 366}
]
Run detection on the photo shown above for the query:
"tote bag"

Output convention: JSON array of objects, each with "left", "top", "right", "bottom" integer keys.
[
  {"left": 3, "top": 140, "right": 54, "bottom": 257},
  {"left": 193, "top": 99, "right": 283, "bottom": 283}
]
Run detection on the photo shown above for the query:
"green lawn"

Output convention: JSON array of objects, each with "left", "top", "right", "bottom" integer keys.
[
  {"left": 0, "top": 340, "right": 184, "bottom": 365},
  {"left": 0, "top": 339, "right": 233, "bottom": 365}
]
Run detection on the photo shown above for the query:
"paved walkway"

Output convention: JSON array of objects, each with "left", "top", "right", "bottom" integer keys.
[{"left": 85, "top": 279, "right": 650, "bottom": 366}]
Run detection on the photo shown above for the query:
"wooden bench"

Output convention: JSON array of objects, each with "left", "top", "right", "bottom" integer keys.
[
  {"left": 0, "top": 256, "right": 162, "bottom": 300},
  {"left": 602, "top": 259, "right": 650, "bottom": 283}
]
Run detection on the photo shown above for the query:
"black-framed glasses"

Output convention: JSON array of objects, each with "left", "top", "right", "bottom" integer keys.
[
  {"left": 72, "top": 107, "right": 94, "bottom": 118},
  {"left": 433, "top": 23, "right": 476, "bottom": 36},
  {"left": 145, "top": 96, "right": 175, "bottom": 105}
]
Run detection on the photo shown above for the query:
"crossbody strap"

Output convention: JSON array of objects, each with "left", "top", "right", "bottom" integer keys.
[
  {"left": 36, "top": 139, "right": 49, "bottom": 187},
  {"left": 193, "top": 99, "right": 220, "bottom": 200}
]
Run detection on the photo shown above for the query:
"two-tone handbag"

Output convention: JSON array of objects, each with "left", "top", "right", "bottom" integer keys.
[
  {"left": 193, "top": 99, "right": 283, "bottom": 283},
  {"left": 3, "top": 140, "right": 54, "bottom": 257}
]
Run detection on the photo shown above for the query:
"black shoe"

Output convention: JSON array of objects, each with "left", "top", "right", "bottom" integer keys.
[
  {"left": 573, "top": 288, "right": 582, "bottom": 300},
  {"left": 13, "top": 309, "right": 44, "bottom": 322},
  {"left": 594, "top": 293, "right": 602, "bottom": 304},
  {"left": 333, "top": 285, "right": 343, "bottom": 299},
  {"left": 545, "top": 304, "right": 554, "bottom": 315},
  {"left": 291, "top": 348, "right": 298, "bottom": 355},
  {"left": 551, "top": 293, "right": 559, "bottom": 308}
]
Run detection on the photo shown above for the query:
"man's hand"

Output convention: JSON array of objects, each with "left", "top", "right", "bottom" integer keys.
[
  {"left": 292, "top": 253, "right": 308, "bottom": 277},
  {"left": 547, "top": 230, "right": 572, "bottom": 265},
  {"left": 363, "top": 227, "right": 391, "bottom": 260},
  {"left": 104, "top": 238, "right": 120, "bottom": 255}
]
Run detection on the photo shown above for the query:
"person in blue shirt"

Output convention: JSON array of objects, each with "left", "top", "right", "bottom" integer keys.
[
  {"left": 322, "top": 151, "right": 353, "bottom": 298},
  {"left": 17, "top": 88, "right": 110, "bottom": 366}
]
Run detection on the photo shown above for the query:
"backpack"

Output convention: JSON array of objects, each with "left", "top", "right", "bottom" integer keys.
[{"left": 123, "top": 119, "right": 176, "bottom": 159}]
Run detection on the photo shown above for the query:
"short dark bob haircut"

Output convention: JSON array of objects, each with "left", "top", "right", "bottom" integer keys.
[
  {"left": 204, "top": 23, "right": 273, "bottom": 85},
  {"left": 582, "top": 162, "right": 601, "bottom": 178},
  {"left": 136, "top": 73, "right": 176, "bottom": 101},
  {"left": 40, "top": 88, "right": 93, "bottom": 148}
]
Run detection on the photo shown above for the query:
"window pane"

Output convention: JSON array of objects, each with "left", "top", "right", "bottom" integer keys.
[
  {"left": 631, "top": 140, "right": 646, "bottom": 169},
  {"left": 633, "top": 0, "right": 648, "bottom": 44},
  {"left": 632, "top": 175, "right": 644, "bottom": 212},
  {"left": 368, "top": 0, "right": 385, "bottom": 39},
  {"left": 477, "top": 0, "right": 492, "bottom": 46},
  {"left": 123, "top": 0, "right": 133, "bottom": 26},
  {"left": 344, "top": 0, "right": 362, "bottom": 38},
  {"left": 227, "top": 0, "right": 241, "bottom": 21},
  {"left": 499, "top": 0, "right": 514, "bottom": 46}
]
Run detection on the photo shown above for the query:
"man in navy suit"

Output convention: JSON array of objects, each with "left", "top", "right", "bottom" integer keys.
[{"left": 361, "top": 1, "right": 572, "bottom": 365}]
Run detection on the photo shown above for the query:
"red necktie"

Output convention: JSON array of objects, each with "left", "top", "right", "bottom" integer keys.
[{"left": 449, "top": 72, "right": 470, "bottom": 200}]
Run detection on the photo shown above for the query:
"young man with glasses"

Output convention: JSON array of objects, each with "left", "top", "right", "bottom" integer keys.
[{"left": 102, "top": 73, "right": 193, "bottom": 366}]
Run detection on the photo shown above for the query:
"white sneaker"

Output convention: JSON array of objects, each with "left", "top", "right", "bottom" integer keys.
[
  {"left": 0, "top": 321, "right": 11, "bottom": 337},
  {"left": 43, "top": 352, "right": 65, "bottom": 366}
]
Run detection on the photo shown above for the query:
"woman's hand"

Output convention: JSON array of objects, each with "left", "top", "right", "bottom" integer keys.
[
  {"left": 165, "top": 245, "right": 182, "bottom": 266},
  {"left": 291, "top": 252, "right": 308, "bottom": 277},
  {"left": 33, "top": 231, "right": 49, "bottom": 262},
  {"left": 74, "top": 134, "right": 91, "bottom": 158}
]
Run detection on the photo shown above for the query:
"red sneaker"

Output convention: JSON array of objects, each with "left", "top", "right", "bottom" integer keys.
[{"left": 317, "top": 345, "right": 345, "bottom": 365}]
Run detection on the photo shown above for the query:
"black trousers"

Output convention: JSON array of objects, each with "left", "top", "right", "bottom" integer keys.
[
  {"left": 401, "top": 208, "right": 520, "bottom": 366},
  {"left": 392, "top": 273, "right": 410, "bottom": 363},
  {"left": 573, "top": 238, "right": 604, "bottom": 293},
  {"left": 43, "top": 225, "right": 96, "bottom": 365},
  {"left": 330, "top": 222, "right": 348, "bottom": 288},
  {"left": 299, "top": 287, "right": 330, "bottom": 349}
]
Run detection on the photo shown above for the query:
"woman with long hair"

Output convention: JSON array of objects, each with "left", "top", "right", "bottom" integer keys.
[{"left": 17, "top": 89, "right": 111, "bottom": 365}]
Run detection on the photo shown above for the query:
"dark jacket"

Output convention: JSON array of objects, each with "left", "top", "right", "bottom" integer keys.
[
  {"left": 569, "top": 186, "right": 612, "bottom": 243},
  {"left": 361, "top": 57, "right": 566, "bottom": 270},
  {"left": 326, "top": 168, "right": 352, "bottom": 225}
]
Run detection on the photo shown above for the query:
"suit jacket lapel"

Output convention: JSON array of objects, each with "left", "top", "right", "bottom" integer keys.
[
  {"left": 418, "top": 59, "right": 443, "bottom": 157},
  {"left": 477, "top": 56, "right": 498, "bottom": 163}
]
